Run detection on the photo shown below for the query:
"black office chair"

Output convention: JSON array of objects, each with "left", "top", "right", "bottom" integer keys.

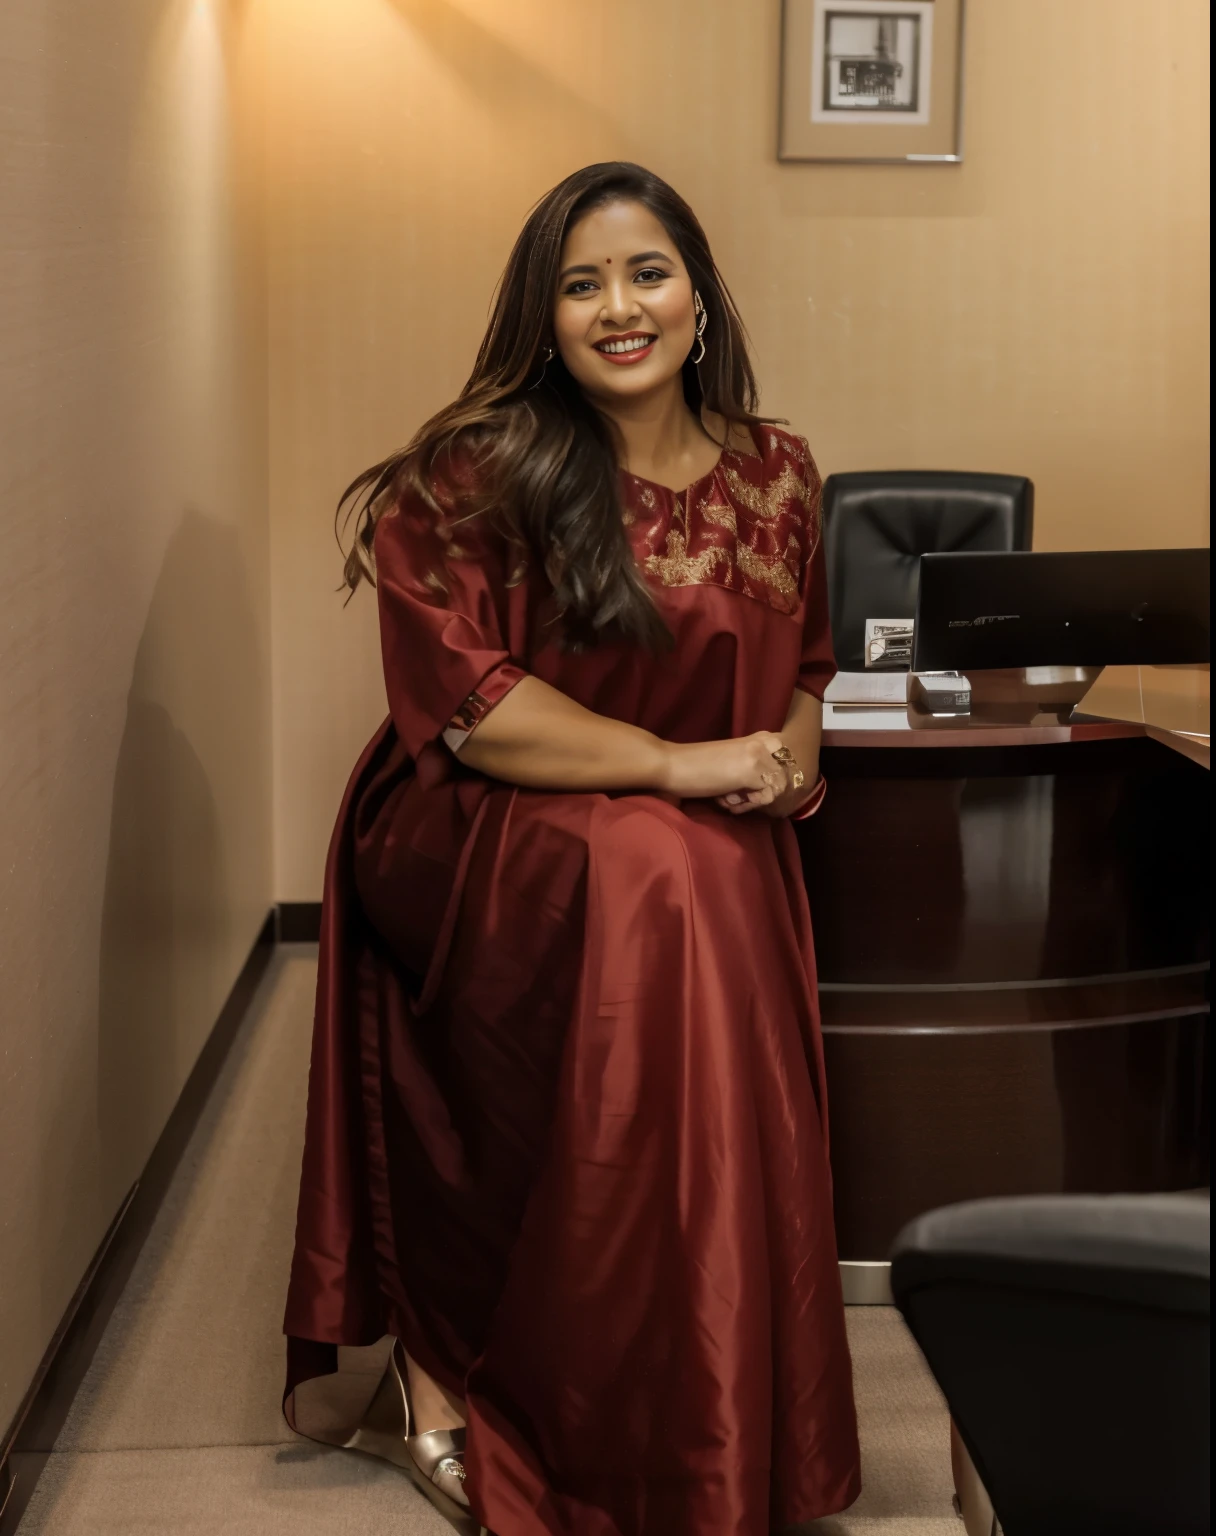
[
  {"left": 823, "top": 471, "right": 1034, "bottom": 669},
  {"left": 890, "top": 1193, "right": 1210, "bottom": 1536}
]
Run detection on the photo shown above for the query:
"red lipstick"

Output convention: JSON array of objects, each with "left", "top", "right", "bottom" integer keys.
[{"left": 593, "top": 331, "right": 658, "bottom": 366}]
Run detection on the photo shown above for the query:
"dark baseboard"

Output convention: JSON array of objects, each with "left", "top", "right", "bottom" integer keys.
[
  {"left": 276, "top": 901, "right": 322, "bottom": 943},
  {"left": 0, "top": 908, "right": 278, "bottom": 1536}
]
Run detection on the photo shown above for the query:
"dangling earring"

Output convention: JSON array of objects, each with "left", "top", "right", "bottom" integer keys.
[
  {"left": 530, "top": 343, "right": 556, "bottom": 391},
  {"left": 691, "top": 292, "right": 708, "bottom": 365}
]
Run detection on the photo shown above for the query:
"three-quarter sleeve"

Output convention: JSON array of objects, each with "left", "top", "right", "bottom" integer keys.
[
  {"left": 795, "top": 445, "right": 838, "bottom": 702},
  {"left": 373, "top": 482, "right": 527, "bottom": 761}
]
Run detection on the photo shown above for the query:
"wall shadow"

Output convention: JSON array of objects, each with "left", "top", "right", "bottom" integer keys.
[
  {"left": 93, "top": 505, "right": 268, "bottom": 1223},
  {"left": 383, "top": 0, "right": 613, "bottom": 132}
]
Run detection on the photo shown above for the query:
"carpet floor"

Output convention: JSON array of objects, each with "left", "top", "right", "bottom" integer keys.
[{"left": 17, "top": 947, "right": 958, "bottom": 1535}]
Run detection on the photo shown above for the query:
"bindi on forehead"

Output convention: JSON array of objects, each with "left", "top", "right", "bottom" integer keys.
[{"left": 606, "top": 258, "right": 612, "bottom": 264}]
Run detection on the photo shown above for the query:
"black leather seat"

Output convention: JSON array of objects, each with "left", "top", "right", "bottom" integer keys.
[
  {"left": 890, "top": 1192, "right": 1210, "bottom": 1536},
  {"left": 823, "top": 472, "right": 1034, "bottom": 669}
]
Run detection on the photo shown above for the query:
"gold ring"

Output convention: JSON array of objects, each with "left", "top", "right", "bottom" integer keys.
[{"left": 771, "top": 746, "right": 796, "bottom": 764}]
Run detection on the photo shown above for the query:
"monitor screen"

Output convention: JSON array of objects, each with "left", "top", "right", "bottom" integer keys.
[{"left": 911, "top": 549, "right": 1210, "bottom": 672}]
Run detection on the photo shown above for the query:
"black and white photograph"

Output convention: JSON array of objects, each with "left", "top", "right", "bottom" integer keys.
[
  {"left": 811, "top": 0, "right": 934, "bottom": 124},
  {"left": 864, "top": 618, "right": 915, "bottom": 668},
  {"left": 779, "top": 0, "right": 963, "bottom": 161}
]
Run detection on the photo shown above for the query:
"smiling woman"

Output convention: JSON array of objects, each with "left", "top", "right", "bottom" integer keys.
[
  {"left": 336, "top": 164, "right": 768, "bottom": 653},
  {"left": 282, "top": 162, "right": 859, "bottom": 1536},
  {"left": 556, "top": 225, "right": 694, "bottom": 377}
]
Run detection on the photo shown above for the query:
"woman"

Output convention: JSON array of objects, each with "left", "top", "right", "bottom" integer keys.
[{"left": 283, "top": 161, "right": 861, "bottom": 1536}]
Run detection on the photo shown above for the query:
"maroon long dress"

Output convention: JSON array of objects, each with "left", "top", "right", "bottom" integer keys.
[{"left": 283, "top": 424, "right": 861, "bottom": 1535}]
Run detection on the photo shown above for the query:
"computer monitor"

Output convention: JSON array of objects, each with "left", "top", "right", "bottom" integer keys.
[{"left": 911, "top": 548, "right": 1210, "bottom": 672}]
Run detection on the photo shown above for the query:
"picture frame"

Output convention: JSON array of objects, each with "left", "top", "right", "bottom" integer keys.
[{"left": 779, "top": 0, "right": 966, "bottom": 163}]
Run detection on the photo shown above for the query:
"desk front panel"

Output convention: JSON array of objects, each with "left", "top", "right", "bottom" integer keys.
[{"left": 798, "top": 734, "right": 1210, "bottom": 1260}]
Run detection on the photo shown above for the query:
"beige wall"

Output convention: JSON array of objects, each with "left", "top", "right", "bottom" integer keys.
[
  {"left": 264, "top": 0, "right": 1210, "bottom": 902},
  {"left": 0, "top": 1, "right": 272, "bottom": 1433}
]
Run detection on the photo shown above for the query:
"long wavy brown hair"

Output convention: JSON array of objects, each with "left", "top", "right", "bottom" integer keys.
[{"left": 337, "top": 161, "right": 770, "bottom": 650}]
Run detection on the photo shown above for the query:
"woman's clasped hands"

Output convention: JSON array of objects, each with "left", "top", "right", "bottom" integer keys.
[{"left": 658, "top": 732, "right": 811, "bottom": 819}]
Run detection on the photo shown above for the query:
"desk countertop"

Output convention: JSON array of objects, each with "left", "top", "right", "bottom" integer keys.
[
  {"left": 822, "top": 704, "right": 1138, "bottom": 750},
  {"left": 822, "top": 665, "right": 1210, "bottom": 764}
]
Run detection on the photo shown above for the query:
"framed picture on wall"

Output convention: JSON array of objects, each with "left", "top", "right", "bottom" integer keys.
[{"left": 779, "top": 0, "right": 965, "bottom": 162}]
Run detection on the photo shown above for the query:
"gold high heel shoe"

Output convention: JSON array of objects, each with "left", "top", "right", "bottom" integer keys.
[{"left": 344, "top": 1339, "right": 483, "bottom": 1533}]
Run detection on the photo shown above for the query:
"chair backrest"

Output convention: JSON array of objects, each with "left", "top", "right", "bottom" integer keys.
[
  {"left": 823, "top": 471, "right": 1033, "bottom": 670},
  {"left": 891, "top": 1193, "right": 1210, "bottom": 1536}
]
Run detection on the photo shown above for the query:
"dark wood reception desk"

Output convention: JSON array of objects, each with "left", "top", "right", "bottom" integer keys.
[{"left": 798, "top": 692, "right": 1211, "bottom": 1295}]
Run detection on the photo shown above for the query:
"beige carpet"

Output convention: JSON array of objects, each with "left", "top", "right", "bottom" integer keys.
[{"left": 17, "top": 948, "right": 957, "bottom": 1536}]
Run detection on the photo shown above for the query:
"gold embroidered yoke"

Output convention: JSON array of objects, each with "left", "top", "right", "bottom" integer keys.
[{"left": 629, "top": 427, "right": 822, "bottom": 618}]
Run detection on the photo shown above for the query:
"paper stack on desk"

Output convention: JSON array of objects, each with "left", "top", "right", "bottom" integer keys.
[{"left": 824, "top": 671, "right": 910, "bottom": 707}]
